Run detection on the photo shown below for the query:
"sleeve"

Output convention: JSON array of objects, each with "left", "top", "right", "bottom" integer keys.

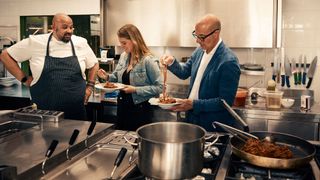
[
  {"left": 6, "top": 38, "right": 33, "bottom": 62},
  {"left": 108, "top": 53, "right": 127, "bottom": 82},
  {"left": 83, "top": 41, "right": 98, "bottom": 69},
  {"left": 168, "top": 48, "right": 199, "bottom": 80}
]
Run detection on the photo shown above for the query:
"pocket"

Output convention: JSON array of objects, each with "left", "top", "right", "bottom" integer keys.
[{"left": 132, "top": 70, "right": 147, "bottom": 85}]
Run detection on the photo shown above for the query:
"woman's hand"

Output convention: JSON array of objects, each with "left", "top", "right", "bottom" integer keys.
[
  {"left": 121, "top": 85, "right": 136, "bottom": 94},
  {"left": 97, "top": 69, "right": 108, "bottom": 80}
]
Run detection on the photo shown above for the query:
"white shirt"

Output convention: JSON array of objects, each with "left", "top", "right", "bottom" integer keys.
[
  {"left": 188, "top": 38, "right": 222, "bottom": 100},
  {"left": 7, "top": 33, "right": 98, "bottom": 85}
]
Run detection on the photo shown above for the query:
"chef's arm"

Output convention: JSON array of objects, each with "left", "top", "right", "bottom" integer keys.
[
  {"left": 84, "top": 62, "right": 99, "bottom": 104},
  {"left": 0, "top": 50, "right": 29, "bottom": 83},
  {"left": 87, "top": 63, "right": 99, "bottom": 84}
]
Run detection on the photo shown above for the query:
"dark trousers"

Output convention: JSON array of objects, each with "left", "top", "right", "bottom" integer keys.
[{"left": 117, "top": 96, "right": 152, "bottom": 131}]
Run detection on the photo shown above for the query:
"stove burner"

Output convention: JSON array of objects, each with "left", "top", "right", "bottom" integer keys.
[{"left": 225, "top": 154, "right": 315, "bottom": 180}]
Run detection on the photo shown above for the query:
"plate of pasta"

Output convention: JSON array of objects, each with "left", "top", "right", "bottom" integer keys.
[
  {"left": 149, "top": 97, "right": 180, "bottom": 109},
  {"left": 95, "top": 82, "right": 125, "bottom": 93}
]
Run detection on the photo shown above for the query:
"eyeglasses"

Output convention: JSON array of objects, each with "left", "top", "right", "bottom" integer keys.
[{"left": 192, "top": 29, "right": 220, "bottom": 41}]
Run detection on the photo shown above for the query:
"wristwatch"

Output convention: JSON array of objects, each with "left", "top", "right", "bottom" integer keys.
[{"left": 21, "top": 76, "right": 28, "bottom": 83}]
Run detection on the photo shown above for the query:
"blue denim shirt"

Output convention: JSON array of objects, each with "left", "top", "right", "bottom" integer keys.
[
  {"left": 168, "top": 42, "right": 240, "bottom": 131},
  {"left": 109, "top": 53, "right": 162, "bottom": 104}
]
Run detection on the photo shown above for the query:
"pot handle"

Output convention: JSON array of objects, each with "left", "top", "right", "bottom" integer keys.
[
  {"left": 124, "top": 134, "right": 138, "bottom": 147},
  {"left": 204, "top": 134, "right": 220, "bottom": 149}
]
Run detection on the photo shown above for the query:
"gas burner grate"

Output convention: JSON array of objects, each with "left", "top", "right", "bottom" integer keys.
[{"left": 225, "top": 155, "right": 315, "bottom": 180}]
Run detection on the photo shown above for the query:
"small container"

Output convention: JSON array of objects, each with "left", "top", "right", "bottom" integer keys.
[
  {"left": 264, "top": 91, "right": 283, "bottom": 109},
  {"left": 301, "top": 95, "right": 311, "bottom": 110},
  {"left": 233, "top": 88, "right": 248, "bottom": 107}
]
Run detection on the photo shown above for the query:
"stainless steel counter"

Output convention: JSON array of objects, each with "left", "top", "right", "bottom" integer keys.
[{"left": 0, "top": 111, "right": 115, "bottom": 179}]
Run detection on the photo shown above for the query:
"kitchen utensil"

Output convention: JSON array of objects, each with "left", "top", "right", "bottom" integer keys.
[
  {"left": 213, "top": 121, "right": 258, "bottom": 142},
  {"left": 85, "top": 121, "right": 96, "bottom": 148},
  {"left": 221, "top": 99, "right": 249, "bottom": 132},
  {"left": 110, "top": 147, "right": 127, "bottom": 179},
  {"left": 272, "top": 57, "right": 279, "bottom": 81},
  {"left": 297, "top": 55, "right": 302, "bottom": 84},
  {"left": 280, "top": 56, "right": 285, "bottom": 87},
  {"left": 306, "top": 56, "right": 318, "bottom": 89},
  {"left": 66, "top": 129, "right": 80, "bottom": 160},
  {"left": 292, "top": 58, "right": 298, "bottom": 85},
  {"left": 284, "top": 57, "right": 292, "bottom": 88},
  {"left": 42, "top": 140, "right": 59, "bottom": 174},
  {"left": 134, "top": 122, "right": 206, "bottom": 179},
  {"left": 230, "top": 131, "right": 315, "bottom": 169},
  {"left": 302, "top": 55, "right": 307, "bottom": 85}
]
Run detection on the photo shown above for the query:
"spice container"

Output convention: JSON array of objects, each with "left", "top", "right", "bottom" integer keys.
[
  {"left": 233, "top": 88, "right": 248, "bottom": 107},
  {"left": 264, "top": 91, "right": 283, "bottom": 109}
]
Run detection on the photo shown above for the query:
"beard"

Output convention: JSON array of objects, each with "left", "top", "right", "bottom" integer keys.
[{"left": 61, "top": 33, "right": 72, "bottom": 43}]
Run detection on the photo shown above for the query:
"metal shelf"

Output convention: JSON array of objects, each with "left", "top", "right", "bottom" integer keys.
[{"left": 241, "top": 69, "right": 265, "bottom": 76}]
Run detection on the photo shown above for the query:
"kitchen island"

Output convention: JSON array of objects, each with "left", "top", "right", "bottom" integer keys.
[{"left": 0, "top": 110, "right": 115, "bottom": 179}]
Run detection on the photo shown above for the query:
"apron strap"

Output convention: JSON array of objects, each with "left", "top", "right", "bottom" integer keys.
[{"left": 46, "top": 33, "right": 76, "bottom": 56}]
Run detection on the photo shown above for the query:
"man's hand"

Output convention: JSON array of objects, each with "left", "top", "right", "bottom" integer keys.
[
  {"left": 23, "top": 76, "right": 33, "bottom": 87},
  {"left": 160, "top": 55, "right": 175, "bottom": 66},
  {"left": 170, "top": 98, "right": 193, "bottom": 111},
  {"left": 84, "top": 87, "right": 92, "bottom": 105}
]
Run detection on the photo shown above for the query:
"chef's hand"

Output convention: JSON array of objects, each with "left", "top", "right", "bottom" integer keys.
[
  {"left": 84, "top": 87, "right": 92, "bottom": 105},
  {"left": 170, "top": 99, "right": 193, "bottom": 112},
  {"left": 23, "top": 76, "right": 33, "bottom": 87},
  {"left": 160, "top": 55, "right": 175, "bottom": 66},
  {"left": 97, "top": 69, "right": 108, "bottom": 80},
  {"left": 121, "top": 85, "right": 136, "bottom": 94}
]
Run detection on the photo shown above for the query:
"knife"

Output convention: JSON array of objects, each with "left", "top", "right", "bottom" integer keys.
[
  {"left": 272, "top": 56, "right": 278, "bottom": 81},
  {"left": 284, "top": 57, "right": 292, "bottom": 88},
  {"left": 297, "top": 55, "right": 302, "bottom": 84},
  {"left": 292, "top": 58, "right": 298, "bottom": 85},
  {"left": 302, "top": 56, "right": 307, "bottom": 85},
  {"left": 280, "top": 56, "right": 285, "bottom": 87},
  {"left": 306, "top": 56, "right": 318, "bottom": 89}
]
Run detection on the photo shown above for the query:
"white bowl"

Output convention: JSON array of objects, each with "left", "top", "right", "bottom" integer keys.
[
  {"left": 158, "top": 102, "right": 180, "bottom": 109},
  {"left": 281, "top": 98, "right": 295, "bottom": 108}
]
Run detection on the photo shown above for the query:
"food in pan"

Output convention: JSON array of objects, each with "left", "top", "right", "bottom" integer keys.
[
  {"left": 104, "top": 82, "right": 117, "bottom": 88},
  {"left": 241, "top": 138, "right": 293, "bottom": 159},
  {"left": 159, "top": 97, "right": 176, "bottom": 104}
]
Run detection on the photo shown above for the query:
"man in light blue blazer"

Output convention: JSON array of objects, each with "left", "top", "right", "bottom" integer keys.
[{"left": 161, "top": 14, "right": 240, "bottom": 132}]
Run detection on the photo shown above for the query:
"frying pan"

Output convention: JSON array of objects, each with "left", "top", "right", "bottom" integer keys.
[
  {"left": 220, "top": 99, "right": 316, "bottom": 169},
  {"left": 230, "top": 131, "right": 316, "bottom": 169}
]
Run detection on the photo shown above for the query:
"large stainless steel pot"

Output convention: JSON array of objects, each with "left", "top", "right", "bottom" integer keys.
[{"left": 136, "top": 122, "right": 206, "bottom": 179}]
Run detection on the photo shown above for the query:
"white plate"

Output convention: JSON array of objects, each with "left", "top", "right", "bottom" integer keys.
[
  {"left": 148, "top": 97, "right": 180, "bottom": 109},
  {"left": 95, "top": 82, "right": 125, "bottom": 93}
]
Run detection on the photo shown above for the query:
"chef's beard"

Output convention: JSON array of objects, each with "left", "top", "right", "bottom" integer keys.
[{"left": 61, "top": 33, "right": 72, "bottom": 43}]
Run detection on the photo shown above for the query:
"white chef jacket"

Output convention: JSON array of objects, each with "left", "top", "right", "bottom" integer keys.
[{"left": 7, "top": 33, "right": 98, "bottom": 85}]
